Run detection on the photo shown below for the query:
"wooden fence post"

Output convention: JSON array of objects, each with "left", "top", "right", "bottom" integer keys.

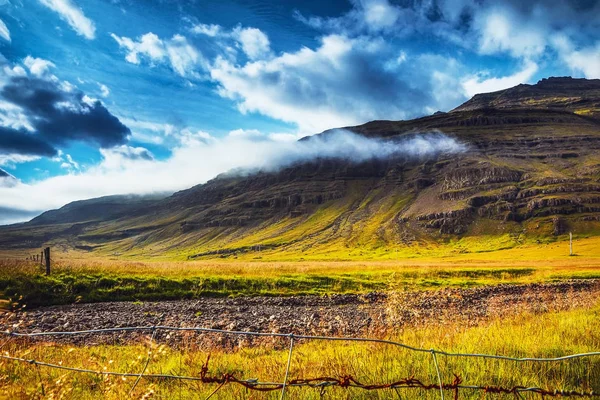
[
  {"left": 569, "top": 232, "right": 573, "bottom": 256},
  {"left": 44, "top": 247, "right": 51, "bottom": 275}
]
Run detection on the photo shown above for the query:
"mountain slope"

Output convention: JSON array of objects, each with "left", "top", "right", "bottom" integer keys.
[{"left": 2, "top": 77, "right": 600, "bottom": 259}]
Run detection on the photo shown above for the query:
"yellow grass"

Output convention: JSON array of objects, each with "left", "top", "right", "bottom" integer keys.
[
  {"left": 1, "top": 301, "right": 599, "bottom": 399},
  {"left": 3, "top": 234, "right": 600, "bottom": 278}
]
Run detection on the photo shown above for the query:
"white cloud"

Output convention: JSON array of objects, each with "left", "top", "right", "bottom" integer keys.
[
  {"left": 64, "top": 153, "right": 79, "bottom": 170},
  {"left": 39, "top": 0, "right": 96, "bottom": 40},
  {"left": 166, "top": 34, "right": 202, "bottom": 77},
  {"left": 362, "top": 0, "right": 401, "bottom": 29},
  {"left": 190, "top": 23, "right": 221, "bottom": 37},
  {"left": 233, "top": 27, "right": 271, "bottom": 60},
  {"left": 562, "top": 45, "right": 600, "bottom": 79},
  {"left": 0, "top": 154, "right": 41, "bottom": 168},
  {"left": 552, "top": 35, "right": 600, "bottom": 79},
  {"left": 295, "top": 0, "right": 411, "bottom": 35},
  {"left": 461, "top": 61, "right": 539, "bottom": 97},
  {"left": 111, "top": 32, "right": 204, "bottom": 77},
  {"left": 0, "top": 131, "right": 465, "bottom": 215},
  {"left": 294, "top": 0, "right": 599, "bottom": 81},
  {"left": 111, "top": 32, "right": 164, "bottom": 64},
  {"left": 210, "top": 34, "right": 457, "bottom": 133},
  {"left": 0, "top": 100, "right": 35, "bottom": 131},
  {"left": 1, "top": 64, "right": 27, "bottom": 80},
  {"left": 118, "top": 117, "right": 178, "bottom": 145},
  {"left": 98, "top": 83, "right": 110, "bottom": 97},
  {"left": 189, "top": 23, "right": 272, "bottom": 61},
  {"left": 177, "top": 129, "right": 214, "bottom": 146},
  {"left": 99, "top": 145, "right": 154, "bottom": 170},
  {"left": 0, "top": 18, "right": 10, "bottom": 42},
  {"left": 227, "top": 128, "right": 264, "bottom": 139},
  {"left": 23, "top": 56, "right": 56, "bottom": 77},
  {"left": 120, "top": 118, "right": 176, "bottom": 136},
  {"left": 476, "top": 9, "right": 546, "bottom": 58}
]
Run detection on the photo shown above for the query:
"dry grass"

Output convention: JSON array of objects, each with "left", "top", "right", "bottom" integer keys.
[{"left": 1, "top": 300, "right": 599, "bottom": 399}]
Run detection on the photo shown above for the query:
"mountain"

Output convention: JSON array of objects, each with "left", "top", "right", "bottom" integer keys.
[
  {"left": 0, "top": 195, "right": 166, "bottom": 250},
  {"left": 28, "top": 194, "right": 167, "bottom": 226},
  {"left": 1, "top": 77, "right": 599, "bottom": 259}
]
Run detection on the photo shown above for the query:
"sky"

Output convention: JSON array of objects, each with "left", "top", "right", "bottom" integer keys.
[{"left": 0, "top": 0, "right": 599, "bottom": 224}]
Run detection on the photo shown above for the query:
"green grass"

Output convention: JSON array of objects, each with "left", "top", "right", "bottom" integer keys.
[
  {"left": 1, "top": 301, "right": 599, "bottom": 399},
  {"left": 0, "top": 272, "right": 384, "bottom": 307},
  {"left": 2, "top": 234, "right": 600, "bottom": 307},
  {"left": 0, "top": 267, "right": 540, "bottom": 307},
  {"left": 0, "top": 263, "right": 596, "bottom": 308}
]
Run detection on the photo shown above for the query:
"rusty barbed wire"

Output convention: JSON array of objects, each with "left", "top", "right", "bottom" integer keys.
[
  {"left": 1, "top": 352, "right": 597, "bottom": 398},
  {"left": 0, "top": 326, "right": 598, "bottom": 398}
]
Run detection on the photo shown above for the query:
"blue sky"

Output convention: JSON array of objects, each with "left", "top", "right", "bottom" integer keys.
[{"left": 0, "top": 0, "right": 598, "bottom": 223}]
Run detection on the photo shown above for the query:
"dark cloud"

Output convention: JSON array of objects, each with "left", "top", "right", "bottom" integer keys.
[
  {"left": 1, "top": 76, "right": 130, "bottom": 152},
  {"left": 0, "top": 126, "right": 57, "bottom": 157}
]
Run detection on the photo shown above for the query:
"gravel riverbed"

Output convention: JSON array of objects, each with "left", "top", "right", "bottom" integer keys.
[{"left": 1, "top": 280, "right": 598, "bottom": 346}]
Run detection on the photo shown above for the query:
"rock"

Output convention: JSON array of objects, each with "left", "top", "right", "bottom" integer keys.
[{"left": 3, "top": 280, "right": 598, "bottom": 347}]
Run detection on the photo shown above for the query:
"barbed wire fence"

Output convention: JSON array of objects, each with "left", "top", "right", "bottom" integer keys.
[{"left": 1, "top": 325, "right": 599, "bottom": 399}]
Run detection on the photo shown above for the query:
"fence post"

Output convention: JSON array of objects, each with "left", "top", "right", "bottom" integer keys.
[
  {"left": 569, "top": 232, "right": 573, "bottom": 256},
  {"left": 430, "top": 349, "right": 445, "bottom": 400},
  {"left": 44, "top": 247, "right": 50, "bottom": 275},
  {"left": 280, "top": 334, "right": 295, "bottom": 400}
]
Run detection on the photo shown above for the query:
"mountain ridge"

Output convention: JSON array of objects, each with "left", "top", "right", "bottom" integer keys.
[
  {"left": 2, "top": 76, "right": 600, "bottom": 259},
  {"left": 451, "top": 76, "right": 600, "bottom": 117}
]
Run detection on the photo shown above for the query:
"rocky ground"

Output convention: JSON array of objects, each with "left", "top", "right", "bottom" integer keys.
[{"left": 1, "top": 280, "right": 599, "bottom": 346}]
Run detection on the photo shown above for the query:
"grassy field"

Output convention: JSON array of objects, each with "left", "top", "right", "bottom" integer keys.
[
  {"left": 1, "top": 301, "right": 599, "bottom": 399},
  {"left": 0, "top": 234, "right": 599, "bottom": 398},
  {"left": 1, "top": 236, "right": 600, "bottom": 307}
]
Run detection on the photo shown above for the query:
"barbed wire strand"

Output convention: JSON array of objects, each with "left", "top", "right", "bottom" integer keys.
[
  {"left": 1, "top": 326, "right": 600, "bottom": 397},
  {"left": 204, "top": 380, "right": 226, "bottom": 400},
  {"left": 280, "top": 334, "right": 295, "bottom": 400},
  {"left": 4, "top": 325, "right": 600, "bottom": 363},
  {"left": 1, "top": 352, "right": 598, "bottom": 398}
]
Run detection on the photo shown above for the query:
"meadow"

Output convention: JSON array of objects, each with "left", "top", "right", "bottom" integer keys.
[
  {"left": 1, "top": 237, "right": 600, "bottom": 398},
  {"left": 1, "top": 235, "right": 600, "bottom": 307}
]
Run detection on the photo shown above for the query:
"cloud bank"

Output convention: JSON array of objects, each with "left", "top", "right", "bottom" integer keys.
[{"left": 0, "top": 131, "right": 466, "bottom": 223}]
